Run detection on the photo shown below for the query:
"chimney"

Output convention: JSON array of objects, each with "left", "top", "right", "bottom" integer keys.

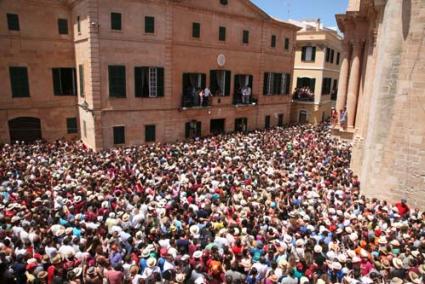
[{"left": 316, "top": 18, "right": 321, "bottom": 31}]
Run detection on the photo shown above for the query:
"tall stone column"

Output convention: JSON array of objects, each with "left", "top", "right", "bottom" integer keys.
[
  {"left": 346, "top": 41, "right": 362, "bottom": 129},
  {"left": 335, "top": 43, "right": 350, "bottom": 113}
]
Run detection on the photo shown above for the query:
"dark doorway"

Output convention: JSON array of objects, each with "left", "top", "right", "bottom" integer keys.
[
  {"left": 210, "top": 119, "right": 225, "bottom": 135},
  {"left": 185, "top": 120, "right": 202, "bottom": 139},
  {"left": 9, "top": 117, "right": 42, "bottom": 143},
  {"left": 265, "top": 115, "right": 271, "bottom": 129},
  {"left": 234, "top": 117, "right": 247, "bottom": 132},
  {"left": 298, "top": 111, "right": 308, "bottom": 124},
  {"left": 278, "top": 114, "right": 284, "bottom": 127}
]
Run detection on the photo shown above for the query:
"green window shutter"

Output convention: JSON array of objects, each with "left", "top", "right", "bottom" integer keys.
[
  {"left": 301, "top": 47, "right": 307, "bottom": 61},
  {"left": 7, "top": 14, "right": 20, "bottom": 31},
  {"left": 78, "top": 64, "right": 84, "bottom": 97},
  {"left": 201, "top": 73, "right": 206, "bottom": 89},
  {"left": 296, "top": 77, "right": 302, "bottom": 88},
  {"left": 58, "top": 18, "right": 68, "bottom": 35},
  {"left": 145, "top": 16, "right": 155, "bottom": 33},
  {"left": 192, "top": 22, "right": 200, "bottom": 38},
  {"left": 285, "top": 74, "right": 290, "bottom": 94},
  {"left": 52, "top": 69, "right": 62, "bottom": 95},
  {"left": 210, "top": 70, "right": 218, "bottom": 95},
  {"left": 312, "top": 47, "right": 317, "bottom": 61},
  {"left": 157, "top": 67, "right": 164, "bottom": 97},
  {"left": 219, "top": 26, "right": 226, "bottom": 41},
  {"left": 111, "top": 12, "right": 122, "bottom": 30},
  {"left": 134, "top": 67, "right": 142, "bottom": 97},
  {"left": 243, "top": 30, "right": 249, "bottom": 44},
  {"left": 196, "top": 121, "right": 202, "bottom": 137},
  {"left": 113, "top": 126, "right": 125, "bottom": 144},
  {"left": 225, "top": 70, "right": 231, "bottom": 96},
  {"left": 66, "top": 117, "right": 78, "bottom": 134},
  {"left": 284, "top": 38, "right": 289, "bottom": 50},
  {"left": 9, "top": 67, "right": 30, "bottom": 98},
  {"left": 145, "top": 125, "right": 156, "bottom": 142},
  {"left": 272, "top": 73, "right": 282, "bottom": 94},
  {"left": 271, "top": 35, "right": 276, "bottom": 48},
  {"left": 310, "top": 78, "right": 316, "bottom": 93},
  {"left": 263, "top": 72, "right": 269, "bottom": 95},
  {"left": 109, "top": 65, "right": 126, "bottom": 98}
]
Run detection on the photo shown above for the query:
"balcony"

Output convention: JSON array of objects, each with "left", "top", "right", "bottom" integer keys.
[
  {"left": 292, "top": 88, "right": 315, "bottom": 103},
  {"left": 233, "top": 94, "right": 257, "bottom": 106},
  {"left": 181, "top": 93, "right": 211, "bottom": 109}
]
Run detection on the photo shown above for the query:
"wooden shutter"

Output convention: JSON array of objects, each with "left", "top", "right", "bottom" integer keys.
[
  {"left": 58, "top": 19, "right": 68, "bottom": 35},
  {"left": 79, "top": 64, "right": 84, "bottom": 97},
  {"left": 192, "top": 22, "right": 200, "bottom": 38},
  {"left": 52, "top": 69, "right": 61, "bottom": 95},
  {"left": 263, "top": 73, "right": 269, "bottom": 95},
  {"left": 157, "top": 67, "right": 164, "bottom": 97},
  {"left": 111, "top": 13, "right": 122, "bottom": 30},
  {"left": 109, "top": 65, "right": 126, "bottom": 98},
  {"left": 219, "top": 26, "right": 226, "bottom": 41},
  {"left": 7, "top": 14, "right": 20, "bottom": 31},
  {"left": 210, "top": 70, "right": 218, "bottom": 95},
  {"left": 225, "top": 70, "right": 231, "bottom": 96},
  {"left": 296, "top": 77, "right": 302, "bottom": 88},
  {"left": 310, "top": 78, "right": 316, "bottom": 93},
  {"left": 113, "top": 126, "right": 125, "bottom": 144},
  {"left": 311, "top": 47, "right": 317, "bottom": 61},
  {"left": 10, "top": 67, "right": 30, "bottom": 98},
  {"left": 201, "top": 74, "right": 206, "bottom": 89},
  {"left": 285, "top": 74, "right": 290, "bottom": 94},
  {"left": 145, "top": 17, "right": 155, "bottom": 33},
  {"left": 196, "top": 121, "right": 202, "bottom": 137},
  {"left": 185, "top": 122, "right": 190, "bottom": 139},
  {"left": 301, "top": 47, "right": 307, "bottom": 61}
]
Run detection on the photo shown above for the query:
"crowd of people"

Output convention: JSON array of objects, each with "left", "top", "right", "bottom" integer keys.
[
  {"left": 0, "top": 124, "right": 424, "bottom": 284},
  {"left": 292, "top": 88, "right": 315, "bottom": 101}
]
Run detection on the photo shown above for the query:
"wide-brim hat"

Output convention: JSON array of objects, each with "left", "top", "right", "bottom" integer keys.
[
  {"left": 52, "top": 254, "right": 62, "bottom": 265},
  {"left": 192, "top": 250, "right": 203, "bottom": 259},
  {"left": 378, "top": 236, "right": 388, "bottom": 244},
  {"left": 392, "top": 258, "right": 403, "bottom": 269},
  {"left": 314, "top": 245, "right": 322, "bottom": 253},
  {"left": 190, "top": 225, "right": 200, "bottom": 237},
  {"left": 390, "top": 277, "right": 403, "bottom": 284},
  {"left": 141, "top": 249, "right": 150, "bottom": 258},
  {"left": 147, "top": 257, "right": 157, "bottom": 268},
  {"left": 409, "top": 271, "right": 422, "bottom": 284},
  {"left": 122, "top": 214, "right": 130, "bottom": 222}
]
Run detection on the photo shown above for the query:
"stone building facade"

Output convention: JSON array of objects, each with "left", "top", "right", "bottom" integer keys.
[
  {"left": 335, "top": 0, "right": 425, "bottom": 207},
  {"left": 0, "top": 0, "right": 299, "bottom": 150},
  {"left": 289, "top": 20, "right": 342, "bottom": 125}
]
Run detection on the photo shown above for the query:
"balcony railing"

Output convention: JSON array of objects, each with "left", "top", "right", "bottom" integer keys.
[
  {"left": 292, "top": 95, "right": 315, "bottom": 102},
  {"left": 233, "top": 95, "right": 257, "bottom": 106},
  {"left": 181, "top": 94, "right": 211, "bottom": 108}
]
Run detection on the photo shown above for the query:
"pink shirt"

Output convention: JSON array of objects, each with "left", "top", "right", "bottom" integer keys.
[{"left": 104, "top": 269, "right": 124, "bottom": 284}]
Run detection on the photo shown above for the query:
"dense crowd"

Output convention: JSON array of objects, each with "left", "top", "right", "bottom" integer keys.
[{"left": 0, "top": 124, "right": 424, "bottom": 284}]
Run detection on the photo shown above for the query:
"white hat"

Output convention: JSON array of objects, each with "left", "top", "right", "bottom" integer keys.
[
  {"left": 192, "top": 250, "right": 202, "bottom": 259},
  {"left": 332, "top": 262, "right": 342, "bottom": 270},
  {"left": 360, "top": 249, "right": 368, "bottom": 258},
  {"left": 147, "top": 257, "right": 157, "bottom": 268},
  {"left": 352, "top": 256, "right": 361, "bottom": 263},
  {"left": 314, "top": 245, "right": 322, "bottom": 253},
  {"left": 190, "top": 225, "right": 200, "bottom": 237},
  {"left": 338, "top": 254, "right": 347, "bottom": 263},
  {"left": 378, "top": 236, "right": 388, "bottom": 244}
]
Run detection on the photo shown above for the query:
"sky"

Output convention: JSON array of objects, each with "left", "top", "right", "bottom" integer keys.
[{"left": 251, "top": 0, "right": 349, "bottom": 30}]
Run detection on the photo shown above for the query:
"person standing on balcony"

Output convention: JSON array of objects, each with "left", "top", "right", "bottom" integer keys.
[
  {"left": 242, "top": 84, "right": 251, "bottom": 104},
  {"left": 203, "top": 87, "right": 212, "bottom": 106},
  {"left": 339, "top": 107, "right": 347, "bottom": 130}
]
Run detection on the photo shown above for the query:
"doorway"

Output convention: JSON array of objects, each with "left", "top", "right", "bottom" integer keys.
[
  {"left": 277, "top": 114, "right": 284, "bottom": 127},
  {"left": 234, "top": 117, "right": 247, "bottom": 132},
  {"left": 210, "top": 119, "right": 225, "bottom": 135},
  {"left": 298, "top": 111, "right": 308, "bottom": 124},
  {"left": 9, "top": 117, "right": 42, "bottom": 143}
]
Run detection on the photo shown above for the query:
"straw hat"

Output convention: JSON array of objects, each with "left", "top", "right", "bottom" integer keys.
[
  {"left": 392, "top": 258, "right": 403, "bottom": 269},
  {"left": 192, "top": 251, "right": 202, "bottom": 259},
  {"left": 378, "top": 236, "right": 388, "bottom": 244},
  {"left": 278, "top": 259, "right": 288, "bottom": 269},
  {"left": 51, "top": 254, "right": 62, "bottom": 265},
  {"left": 241, "top": 258, "right": 252, "bottom": 270},
  {"left": 190, "top": 225, "right": 200, "bottom": 237},
  {"left": 37, "top": 271, "right": 48, "bottom": 279},
  {"left": 122, "top": 214, "right": 130, "bottom": 222},
  {"left": 141, "top": 249, "right": 150, "bottom": 258},
  {"left": 390, "top": 240, "right": 400, "bottom": 247},
  {"left": 332, "top": 262, "right": 342, "bottom": 270},
  {"left": 147, "top": 257, "right": 157, "bottom": 268},
  {"left": 352, "top": 256, "right": 361, "bottom": 263},
  {"left": 176, "top": 273, "right": 186, "bottom": 283},
  {"left": 390, "top": 277, "right": 403, "bottom": 284},
  {"left": 409, "top": 271, "right": 422, "bottom": 284}
]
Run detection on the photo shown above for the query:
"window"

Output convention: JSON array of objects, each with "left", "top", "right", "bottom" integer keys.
[
  {"left": 108, "top": 65, "right": 126, "bottom": 98},
  {"left": 325, "top": 47, "right": 330, "bottom": 62},
  {"left": 182, "top": 73, "right": 207, "bottom": 107},
  {"left": 234, "top": 74, "right": 253, "bottom": 104},
  {"left": 265, "top": 115, "right": 270, "bottom": 129},
  {"left": 77, "top": 16, "right": 81, "bottom": 33},
  {"left": 296, "top": 77, "right": 316, "bottom": 93},
  {"left": 58, "top": 18, "right": 68, "bottom": 35},
  {"left": 66, "top": 117, "right": 78, "bottom": 134},
  {"left": 9, "top": 67, "right": 30, "bottom": 98},
  {"left": 185, "top": 120, "right": 202, "bottom": 139},
  {"left": 145, "top": 16, "right": 155, "bottom": 33},
  {"left": 278, "top": 114, "right": 284, "bottom": 127},
  {"left": 192, "top": 22, "right": 200, "bottom": 38},
  {"left": 7, "top": 13, "right": 20, "bottom": 31},
  {"left": 111, "top": 12, "right": 122, "bottom": 30},
  {"left": 336, "top": 52, "right": 340, "bottom": 65},
  {"left": 220, "top": 0, "right": 228, "bottom": 5},
  {"left": 235, "top": 118, "right": 247, "bottom": 132},
  {"left": 83, "top": 120, "right": 87, "bottom": 137},
  {"left": 210, "top": 70, "right": 231, "bottom": 96},
  {"left": 135, "top": 67, "right": 164, "bottom": 98},
  {"left": 219, "top": 26, "right": 226, "bottom": 41},
  {"left": 52, "top": 68, "right": 76, "bottom": 96},
  {"left": 284, "top": 38, "right": 290, "bottom": 50},
  {"left": 263, "top": 72, "right": 290, "bottom": 95},
  {"left": 271, "top": 35, "right": 276, "bottom": 48},
  {"left": 113, "top": 126, "right": 125, "bottom": 144},
  {"left": 321, "top": 77, "right": 332, "bottom": 95},
  {"left": 301, "top": 46, "right": 316, "bottom": 62},
  {"left": 78, "top": 64, "right": 84, "bottom": 97},
  {"left": 242, "top": 30, "right": 249, "bottom": 44},
  {"left": 145, "top": 125, "right": 156, "bottom": 142},
  {"left": 330, "top": 49, "right": 335, "bottom": 63}
]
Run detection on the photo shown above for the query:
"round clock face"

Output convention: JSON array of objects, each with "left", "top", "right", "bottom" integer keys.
[{"left": 217, "top": 54, "right": 226, "bottom": 66}]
